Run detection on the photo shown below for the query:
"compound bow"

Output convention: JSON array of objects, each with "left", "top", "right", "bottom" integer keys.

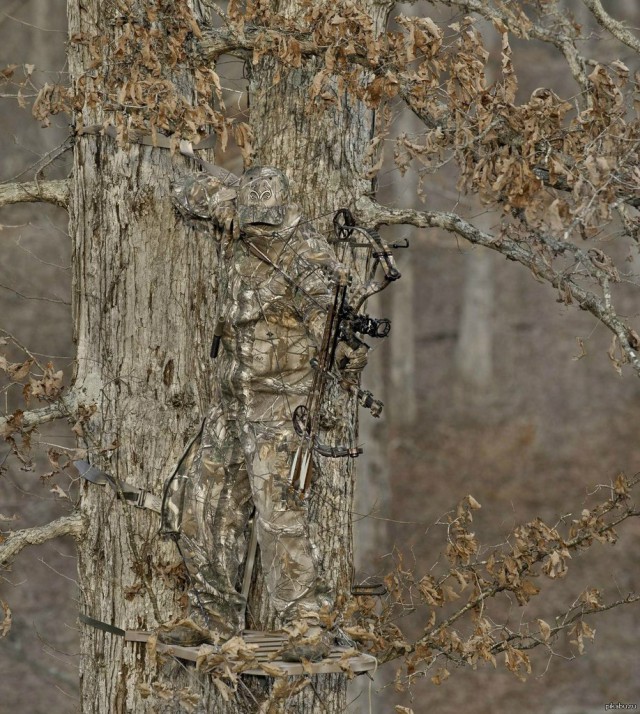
[{"left": 289, "top": 208, "right": 405, "bottom": 495}]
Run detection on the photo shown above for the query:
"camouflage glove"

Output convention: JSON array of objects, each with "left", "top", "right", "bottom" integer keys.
[
  {"left": 331, "top": 264, "right": 349, "bottom": 286},
  {"left": 334, "top": 341, "right": 368, "bottom": 372},
  {"left": 172, "top": 174, "right": 237, "bottom": 227},
  {"left": 306, "top": 309, "right": 328, "bottom": 350},
  {"left": 212, "top": 202, "right": 236, "bottom": 234}
]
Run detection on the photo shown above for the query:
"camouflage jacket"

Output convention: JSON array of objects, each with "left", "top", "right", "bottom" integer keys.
[{"left": 173, "top": 173, "right": 343, "bottom": 424}]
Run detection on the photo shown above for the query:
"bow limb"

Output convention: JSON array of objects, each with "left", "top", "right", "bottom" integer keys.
[
  {"left": 347, "top": 224, "right": 402, "bottom": 313},
  {"left": 332, "top": 208, "right": 401, "bottom": 313},
  {"left": 289, "top": 273, "right": 357, "bottom": 493}
]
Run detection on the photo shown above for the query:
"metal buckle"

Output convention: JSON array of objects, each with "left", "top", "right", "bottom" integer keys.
[{"left": 134, "top": 489, "right": 147, "bottom": 509}]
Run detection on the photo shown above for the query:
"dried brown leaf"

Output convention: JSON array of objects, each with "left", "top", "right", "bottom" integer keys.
[
  {"left": 50, "top": 484, "right": 69, "bottom": 500},
  {"left": 1, "top": 64, "right": 18, "bottom": 80},
  {"left": 0, "top": 601, "right": 12, "bottom": 637},
  {"left": 212, "top": 677, "right": 232, "bottom": 702},
  {"left": 260, "top": 662, "right": 285, "bottom": 677},
  {"left": 431, "top": 667, "right": 450, "bottom": 685},
  {"left": 8, "top": 359, "right": 34, "bottom": 382},
  {"left": 537, "top": 618, "right": 551, "bottom": 642},
  {"left": 467, "top": 495, "right": 481, "bottom": 510}
]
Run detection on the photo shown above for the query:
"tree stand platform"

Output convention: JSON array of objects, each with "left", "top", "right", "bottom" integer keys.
[{"left": 125, "top": 629, "right": 377, "bottom": 677}]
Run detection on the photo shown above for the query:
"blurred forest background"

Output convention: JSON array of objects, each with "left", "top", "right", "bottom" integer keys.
[{"left": 1, "top": 1, "right": 638, "bottom": 712}]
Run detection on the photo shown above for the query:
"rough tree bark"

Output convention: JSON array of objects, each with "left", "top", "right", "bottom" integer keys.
[
  {"left": 68, "top": 3, "right": 220, "bottom": 712},
  {"left": 67, "top": 0, "right": 389, "bottom": 712}
]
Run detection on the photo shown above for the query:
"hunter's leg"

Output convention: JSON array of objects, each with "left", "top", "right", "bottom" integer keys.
[
  {"left": 242, "top": 422, "right": 331, "bottom": 621},
  {"left": 172, "top": 407, "right": 253, "bottom": 636}
]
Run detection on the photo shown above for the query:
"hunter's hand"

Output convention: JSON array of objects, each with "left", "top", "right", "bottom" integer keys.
[
  {"left": 331, "top": 264, "right": 349, "bottom": 286},
  {"left": 335, "top": 342, "right": 368, "bottom": 372},
  {"left": 213, "top": 203, "right": 236, "bottom": 234}
]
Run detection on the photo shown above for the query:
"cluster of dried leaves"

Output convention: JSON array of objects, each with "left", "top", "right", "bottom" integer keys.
[
  {"left": 447, "top": 31, "right": 639, "bottom": 238},
  {"left": 0, "top": 333, "right": 92, "bottom": 503},
  {"left": 0, "top": 335, "right": 63, "bottom": 467},
  {"left": 6, "top": 0, "right": 639, "bottom": 271},
  {"left": 67, "top": 2, "right": 224, "bottom": 139},
  {"left": 138, "top": 624, "right": 361, "bottom": 712},
  {"left": 97, "top": 474, "right": 638, "bottom": 709},
  {"left": 203, "top": 1, "right": 640, "bottom": 227},
  {"left": 202, "top": 0, "right": 639, "bottom": 373},
  {"left": 341, "top": 475, "right": 638, "bottom": 690}
]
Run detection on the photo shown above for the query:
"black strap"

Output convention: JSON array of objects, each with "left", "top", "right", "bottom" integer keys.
[
  {"left": 351, "top": 582, "right": 387, "bottom": 597},
  {"left": 79, "top": 612, "right": 125, "bottom": 637}
]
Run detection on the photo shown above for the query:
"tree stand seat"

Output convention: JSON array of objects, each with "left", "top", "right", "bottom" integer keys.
[{"left": 124, "top": 629, "right": 378, "bottom": 677}]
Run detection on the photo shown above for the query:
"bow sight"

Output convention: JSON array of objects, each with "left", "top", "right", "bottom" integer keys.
[
  {"left": 342, "top": 308, "right": 391, "bottom": 339},
  {"left": 331, "top": 207, "right": 400, "bottom": 356}
]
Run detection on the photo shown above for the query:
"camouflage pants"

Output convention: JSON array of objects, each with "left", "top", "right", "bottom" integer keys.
[{"left": 164, "top": 405, "right": 328, "bottom": 634}]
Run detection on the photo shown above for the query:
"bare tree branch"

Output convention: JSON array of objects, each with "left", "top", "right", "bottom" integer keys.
[
  {"left": 370, "top": 478, "right": 639, "bottom": 673},
  {"left": 0, "top": 179, "right": 70, "bottom": 210},
  {"left": 358, "top": 197, "right": 640, "bottom": 376},
  {"left": 0, "top": 390, "right": 82, "bottom": 436},
  {"left": 581, "top": 0, "right": 640, "bottom": 54},
  {"left": 498, "top": 592, "right": 640, "bottom": 655},
  {"left": 0, "top": 512, "right": 86, "bottom": 567},
  {"left": 200, "top": 25, "right": 286, "bottom": 60}
]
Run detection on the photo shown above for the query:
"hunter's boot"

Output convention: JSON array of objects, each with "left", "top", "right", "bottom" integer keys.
[
  {"left": 157, "top": 590, "right": 246, "bottom": 647},
  {"left": 278, "top": 606, "right": 336, "bottom": 663}
]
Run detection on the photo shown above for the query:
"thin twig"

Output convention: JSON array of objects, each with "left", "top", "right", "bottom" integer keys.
[
  {"left": 359, "top": 197, "right": 640, "bottom": 377},
  {"left": 581, "top": 0, "right": 640, "bottom": 54},
  {"left": 0, "top": 390, "right": 82, "bottom": 434}
]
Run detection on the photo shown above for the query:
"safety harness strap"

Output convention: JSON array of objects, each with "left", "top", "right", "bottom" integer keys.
[
  {"left": 76, "top": 124, "right": 240, "bottom": 186},
  {"left": 74, "top": 460, "right": 162, "bottom": 514}
]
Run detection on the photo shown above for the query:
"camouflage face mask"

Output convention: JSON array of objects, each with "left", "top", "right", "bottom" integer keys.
[{"left": 237, "top": 167, "right": 289, "bottom": 231}]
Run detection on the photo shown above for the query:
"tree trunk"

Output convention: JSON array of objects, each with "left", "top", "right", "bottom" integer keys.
[
  {"left": 384, "top": 56, "right": 418, "bottom": 428},
  {"left": 68, "top": 1, "right": 386, "bottom": 712},
  {"left": 453, "top": 30, "right": 498, "bottom": 402},
  {"left": 388, "top": 248, "right": 417, "bottom": 426},
  {"left": 68, "top": 3, "right": 222, "bottom": 712}
]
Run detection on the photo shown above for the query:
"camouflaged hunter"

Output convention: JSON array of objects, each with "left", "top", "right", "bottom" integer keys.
[{"left": 161, "top": 166, "right": 367, "bottom": 650}]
